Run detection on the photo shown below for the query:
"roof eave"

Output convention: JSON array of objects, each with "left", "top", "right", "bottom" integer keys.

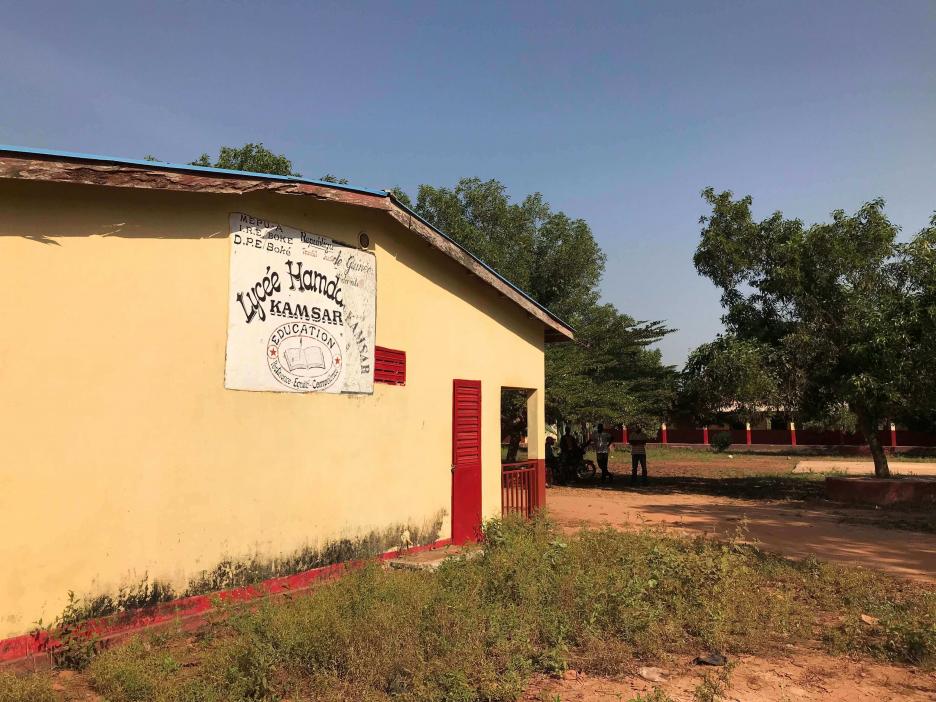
[{"left": 0, "top": 146, "right": 574, "bottom": 342}]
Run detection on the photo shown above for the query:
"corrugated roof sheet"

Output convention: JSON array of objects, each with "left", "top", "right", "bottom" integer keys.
[{"left": 0, "top": 143, "right": 388, "bottom": 196}]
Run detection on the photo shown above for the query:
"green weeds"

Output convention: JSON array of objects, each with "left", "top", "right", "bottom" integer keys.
[
  {"left": 183, "top": 512, "right": 444, "bottom": 596},
  {"left": 31, "top": 578, "right": 179, "bottom": 670},
  {"left": 628, "top": 690, "right": 675, "bottom": 702},
  {"left": 692, "top": 662, "right": 734, "bottom": 702},
  {"left": 0, "top": 673, "right": 54, "bottom": 702},
  {"left": 4, "top": 516, "right": 934, "bottom": 701},
  {"left": 25, "top": 514, "right": 446, "bottom": 674}
]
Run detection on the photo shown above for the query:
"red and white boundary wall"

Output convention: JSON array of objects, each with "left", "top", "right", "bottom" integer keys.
[{"left": 612, "top": 423, "right": 936, "bottom": 449}]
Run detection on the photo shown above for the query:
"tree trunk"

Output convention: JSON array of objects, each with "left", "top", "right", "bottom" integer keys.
[
  {"left": 859, "top": 417, "right": 890, "bottom": 478},
  {"left": 505, "top": 434, "right": 522, "bottom": 463}
]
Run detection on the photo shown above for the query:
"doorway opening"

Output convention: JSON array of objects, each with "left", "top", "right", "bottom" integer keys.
[
  {"left": 501, "top": 387, "right": 531, "bottom": 463},
  {"left": 501, "top": 387, "right": 543, "bottom": 518}
]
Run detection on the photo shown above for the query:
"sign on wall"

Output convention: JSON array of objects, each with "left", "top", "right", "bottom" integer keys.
[{"left": 225, "top": 213, "right": 376, "bottom": 394}]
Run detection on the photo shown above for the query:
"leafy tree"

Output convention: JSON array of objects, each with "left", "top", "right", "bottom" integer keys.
[
  {"left": 889, "top": 217, "right": 936, "bottom": 433},
  {"left": 678, "top": 335, "right": 779, "bottom": 425},
  {"left": 189, "top": 143, "right": 302, "bottom": 177},
  {"left": 693, "top": 189, "right": 936, "bottom": 476},
  {"left": 150, "top": 144, "right": 357, "bottom": 183},
  {"left": 389, "top": 186, "right": 413, "bottom": 208},
  {"left": 320, "top": 173, "right": 349, "bottom": 184},
  {"left": 410, "top": 179, "right": 605, "bottom": 320},
  {"left": 546, "top": 303, "right": 673, "bottom": 429}
]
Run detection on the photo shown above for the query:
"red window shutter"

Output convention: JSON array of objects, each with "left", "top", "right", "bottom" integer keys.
[{"left": 374, "top": 346, "right": 406, "bottom": 385}]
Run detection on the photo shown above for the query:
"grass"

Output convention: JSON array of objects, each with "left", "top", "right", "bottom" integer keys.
[
  {"left": 628, "top": 690, "right": 675, "bottom": 702},
  {"left": 3, "top": 515, "right": 932, "bottom": 702},
  {"left": 0, "top": 673, "right": 54, "bottom": 702},
  {"left": 691, "top": 663, "right": 734, "bottom": 702}
]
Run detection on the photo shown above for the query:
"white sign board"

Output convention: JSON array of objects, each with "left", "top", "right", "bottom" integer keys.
[{"left": 225, "top": 213, "right": 376, "bottom": 394}]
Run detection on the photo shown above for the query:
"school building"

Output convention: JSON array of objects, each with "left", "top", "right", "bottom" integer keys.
[{"left": 0, "top": 145, "right": 572, "bottom": 641}]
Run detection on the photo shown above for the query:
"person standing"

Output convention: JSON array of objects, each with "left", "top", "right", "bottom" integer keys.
[
  {"left": 545, "top": 436, "right": 560, "bottom": 486},
  {"left": 558, "top": 427, "right": 579, "bottom": 484},
  {"left": 591, "top": 423, "right": 614, "bottom": 481},
  {"left": 629, "top": 424, "right": 649, "bottom": 484}
]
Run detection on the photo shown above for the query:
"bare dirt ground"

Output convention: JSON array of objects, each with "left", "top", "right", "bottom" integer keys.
[
  {"left": 46, "top": 653, "right": 936, "bottom": 702},
  {"left": 530, "top": 450, "right": 936, "bottom": 700},
  {"left": 42, "top": 645, "right": 936, "bottom": 702},
  {"left": 549, "top": 451, "right": 936, "bottom": 582},
  {"left": 523, "top": 649, "right": 936, "bottom": 702}
]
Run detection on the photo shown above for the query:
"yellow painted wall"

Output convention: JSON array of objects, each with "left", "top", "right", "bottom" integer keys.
[{"left": 0, "top": 179, "right": 546, "bottom": 636}]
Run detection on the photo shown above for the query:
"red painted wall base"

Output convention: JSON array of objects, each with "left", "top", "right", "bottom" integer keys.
[{"left": 0, "top": 537, "right": 452, "bottom": 668}]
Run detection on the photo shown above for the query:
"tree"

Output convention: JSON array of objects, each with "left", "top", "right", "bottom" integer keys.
[
  {"left": 547, "top": 304, "right": 673, "bottom": 428},
  {"left": 320, "top": 174, "right": 349, "bottom": 184},
  {"left": 398, "top": 178, "right": 675, "bottom": 442},
  {"left": 150, "top": 144, "right": 356, "bottom": 182},
  {"left": 410, "top": 179, "right": 604, "bottom": 320},
  {"left": 189, "top": 143, "right": 302, "bottom": 177},
  {"left": 678, "top": 335, "right": 779, "bottom": 425},
  {"left": 693, "top": 189, "right": 936, "bottom": 476},
  {"left": 895, "top": 215, "right": 936, "bottom": 433}
]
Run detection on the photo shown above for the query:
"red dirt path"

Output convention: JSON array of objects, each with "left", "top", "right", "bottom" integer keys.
[
  {"left": 547, "top": 484, "right": 936, "bottom": 582},
  {"left": 546, "top": 453, "right": 936, "bottom": 582},
  {"left": 524, "top": 649, "right": 936, "bottom": 702}
]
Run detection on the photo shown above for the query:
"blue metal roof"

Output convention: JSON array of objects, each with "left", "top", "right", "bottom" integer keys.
[
  {"left": 0, "top": 143, "right": 573, "bottom": 334},
  {"left": 0, "top": 143, "right": 388, "bottom": 197}
]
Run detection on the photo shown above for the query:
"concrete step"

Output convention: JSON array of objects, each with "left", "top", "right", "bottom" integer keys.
[{"left": 387, "top": 545, "right": 481, "bottom": 572}]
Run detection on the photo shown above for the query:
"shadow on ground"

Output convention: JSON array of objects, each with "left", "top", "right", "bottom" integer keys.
[
  {"left": 560, "top": 473, "right": 828, "bottom": 503},
  {"left": 548, "top": 473, "right": 936, "bottom": 581}
]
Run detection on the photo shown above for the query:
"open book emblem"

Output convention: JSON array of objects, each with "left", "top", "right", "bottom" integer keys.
[
  {"left": 283, "top": 343, "right": 325, "bottom": 372},
  {"left": 267, "top": 322, "right": 343, "bottom": 392}
]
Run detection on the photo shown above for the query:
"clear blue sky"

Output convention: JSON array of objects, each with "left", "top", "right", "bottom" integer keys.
[{"left": 2, "top": 1, "right": 934, "bottom": 365}]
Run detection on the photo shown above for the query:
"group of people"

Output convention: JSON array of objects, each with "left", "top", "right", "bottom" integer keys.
[{"left": 545, "top": 423, "right": 650, "bottom": 485}]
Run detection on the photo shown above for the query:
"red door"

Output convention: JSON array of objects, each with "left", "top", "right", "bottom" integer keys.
[{"left": 452, "top": 379, "right": 482, "bottom": 544}]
